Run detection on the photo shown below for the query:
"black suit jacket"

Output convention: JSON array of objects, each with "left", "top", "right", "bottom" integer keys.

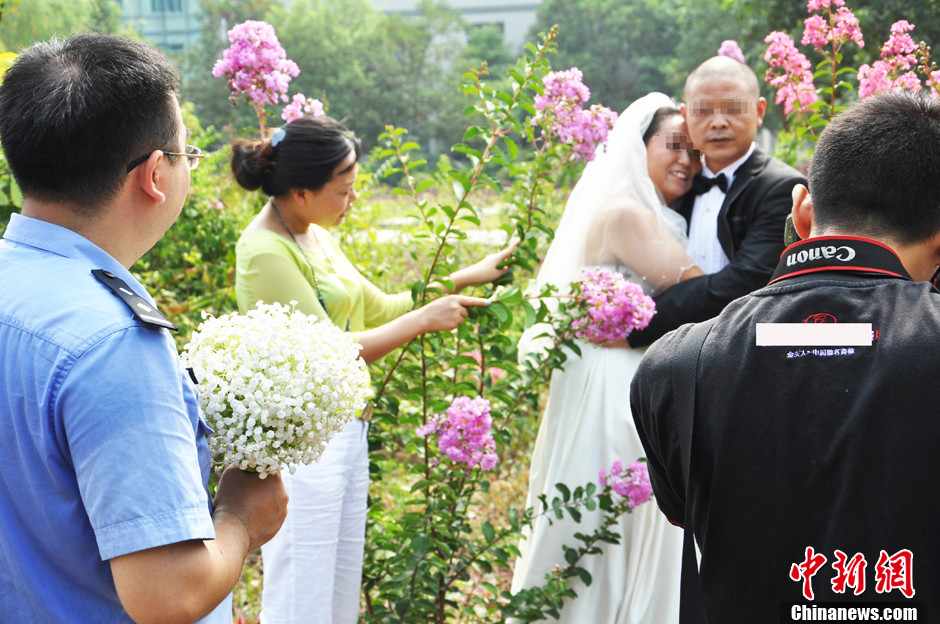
[{"left": 629, "top": 146, "right": 806, "bottom": 347}]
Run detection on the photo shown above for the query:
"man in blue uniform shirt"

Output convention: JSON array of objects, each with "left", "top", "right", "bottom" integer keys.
[
  {"left": 0, "top": 34, "right": 287, "bottom": 622},
  {"left": 632, "top": 93, "right": 940, "bottom": 620}
]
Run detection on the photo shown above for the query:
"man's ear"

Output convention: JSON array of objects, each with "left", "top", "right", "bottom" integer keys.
[
  {"left": 755, "top": 96, "right": 767, "bottom": 127},
  {"left": 680, "top": 102, "right": 688, "bottom": 121},
  {"left": 132, "top": 150, "right": 167, "bottom": 204},
  {"left": 791, "top": 184, "right": 814, "bottom": 240}
]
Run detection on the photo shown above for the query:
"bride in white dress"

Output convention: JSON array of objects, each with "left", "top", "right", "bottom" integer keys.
[{"left": 512, "top": 93, "right": 703, "bottom": 623}]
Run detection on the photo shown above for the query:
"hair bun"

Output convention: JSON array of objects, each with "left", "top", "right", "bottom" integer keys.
[{"left": 231, "top": 138, "right": 273, "bottom": 191}]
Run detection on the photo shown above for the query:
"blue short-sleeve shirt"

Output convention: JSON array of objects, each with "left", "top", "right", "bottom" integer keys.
[{"left": 0, "top": 214, "right": 231, "bottom": 622}]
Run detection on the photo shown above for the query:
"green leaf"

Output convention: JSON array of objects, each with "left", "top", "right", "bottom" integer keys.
[
  {"left": 522, "top": 299, "right": 536, "bottom": 327},
  {"left": 575, "top": 567, "right": 593, "bottom": 586},
  {"left": 410, "top": 479, "right": 434, "bottom": 493},
  {"left": 482, "top": 521, "right": 496, "bottom": 544},
  {"left": 488, "top": 301, "right": 510, "bottom": 325},
  {"left": 564, "top": 546, "right": 578, "bottom": 565},
  {"left": 555, "top": 482, "right": 571, "bottom": 502},
  {"left": 416, "top": 179, "right": 435, "bottom": 193},
  {"left": 503, "top": 136, "right": 519, "bottom": 161}
]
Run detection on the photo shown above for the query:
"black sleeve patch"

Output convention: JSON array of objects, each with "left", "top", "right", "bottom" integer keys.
[{"left": 91, "top": 269, "right": 178, "bottom": 332}]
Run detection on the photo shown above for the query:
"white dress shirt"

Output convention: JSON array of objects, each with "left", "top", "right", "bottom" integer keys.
[{"left": 688, "top": 143, "right": 756, "bottom": 275}]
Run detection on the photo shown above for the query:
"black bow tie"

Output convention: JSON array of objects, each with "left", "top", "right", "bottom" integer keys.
[{"left": 692, "top": 173, "right": 728, "bottom": 195}]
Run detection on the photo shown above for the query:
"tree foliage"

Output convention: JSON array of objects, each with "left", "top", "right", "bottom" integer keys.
[{"left": 0, "top": 0, "right": 134, "bottom": 52}]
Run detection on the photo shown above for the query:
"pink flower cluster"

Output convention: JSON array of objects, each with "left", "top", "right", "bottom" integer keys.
[
  {"left": 801, "top": 0, "right": 864, "bottom": 51},
  {"left": 417, "top": 396, "right": 498, "bottom": 471},
  {"left": 534, "top": 68, "right": 618, "bottom": 162},
  {"left": 570, "top": 267, "right": 655, "bottom": 343},
  {"left": 598, "top": 460, "right": 652, "bottom": 509},
  {"left": 212, "top": 21, "right": 300, "bottom": 109},
  {"left": 764, "top": 31, "right": 819, "bottom": 115},
  {"left": 858, "top": 21, "right": 924, "bottom": 98},
  {"left": 717, "top": 40, "right": 746, "bottom": 64},
  {"left": 282, "top": 94, "right": 326, "bottom": 123}
]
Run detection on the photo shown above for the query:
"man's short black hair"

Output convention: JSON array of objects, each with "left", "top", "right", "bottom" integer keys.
[
  {"left": 810, "top": 92, "right": 940, "bottom": 245},
  {"left": 0, "top": 33, "right": 181, "bottom": 212}
]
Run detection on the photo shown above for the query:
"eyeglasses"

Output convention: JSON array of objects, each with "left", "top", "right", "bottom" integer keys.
[{"left": 125, "top": 144, "right": 205, "bottom": 173}]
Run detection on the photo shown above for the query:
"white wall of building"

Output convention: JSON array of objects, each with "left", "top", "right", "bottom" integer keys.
[{"left": 369, "top": 0, "right": 543, "bottom": 51}]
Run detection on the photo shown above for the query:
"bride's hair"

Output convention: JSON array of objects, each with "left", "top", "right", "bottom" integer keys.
[
  {"left": 230, "top": 117, "right": 361, "bottom": 197},
  {"left": 642, "top": 106, "right": 682, "bottom": 145}
]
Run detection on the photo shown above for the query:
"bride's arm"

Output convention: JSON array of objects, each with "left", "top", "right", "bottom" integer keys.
[{"left": 588, "top": 195, "right": 702, "bottom": 288}]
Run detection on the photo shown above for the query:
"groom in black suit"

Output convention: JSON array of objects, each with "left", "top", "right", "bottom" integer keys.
[{"left": 629, "top": 56, "right": 806, "bottom": 347}]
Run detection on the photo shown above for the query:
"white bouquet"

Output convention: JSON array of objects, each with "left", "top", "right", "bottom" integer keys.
[{"left": 181, "top": 301, "right": 370, "bottom": 477}]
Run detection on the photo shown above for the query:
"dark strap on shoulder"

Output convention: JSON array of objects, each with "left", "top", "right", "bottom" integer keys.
[
  {"left": 670, "top": 319, "right": 714, "bottom": 623},
  {"left": 92, "top": 269, "right": 178, "bottom": 331}
]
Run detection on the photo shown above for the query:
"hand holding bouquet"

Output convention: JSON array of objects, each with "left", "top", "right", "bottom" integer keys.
[{"left": 181, "top": 302, "right": 370, "bottom": 477}]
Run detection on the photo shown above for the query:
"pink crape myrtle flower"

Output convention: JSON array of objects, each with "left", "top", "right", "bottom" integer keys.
[
  {"left": 764, "top": 31, "right": 819, "bottom": 115},
  {"left": 417, "top": 396, "right": 498, "bottom": 471},
  {"left": 212, "top": 20, "right": 300, "bottom": 110},
  {"left": 830, "top": 7, "right": 864, "bottom": 48},
  {"left": 806, "top": 0, "right": 845, "bottom": 11},
  {"left": 534, "top": 68, "right": 618, "bottom": 162},
  {"left": 717, "top": 40, "right": 746, "bottom": 63},
  {"left": 570, "top": 267, "right": 655, "bottom": 343},
  {"left": 858, "top": 21, "right": 924, "bottom": 98},
  {"left": 282, "top": 94, "right": 326, "bottom": 122},
  {"left": 599, "top": 460, "right": 652, "bottom": 509},
  {"left": 802, "top": 3, "right": 863, "bottom": 51}
]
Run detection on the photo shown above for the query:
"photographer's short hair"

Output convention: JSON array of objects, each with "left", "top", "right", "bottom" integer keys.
[
  {"left": 231, "top": 117, "right": 361, "bottom": 197},
  {"left": 810, "top": 92, "right": 940, "bottom": 244},
  {"left": 0, "top": 33, "right": 180, "bottom": 213}
]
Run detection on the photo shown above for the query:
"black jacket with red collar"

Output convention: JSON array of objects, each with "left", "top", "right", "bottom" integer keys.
[{"left": 632, "top": 237, "right": 938, "bottom": 621}]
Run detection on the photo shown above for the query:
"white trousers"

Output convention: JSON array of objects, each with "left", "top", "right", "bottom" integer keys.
[{"left": 260, "top": 419, "right": 369, "bottom": 624}]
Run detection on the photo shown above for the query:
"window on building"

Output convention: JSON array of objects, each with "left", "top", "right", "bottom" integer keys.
[{"left": 151, "top": 0, "right": 182, "bottom": 12}]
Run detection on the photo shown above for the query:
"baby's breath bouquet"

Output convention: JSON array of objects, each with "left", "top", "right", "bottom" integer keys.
[{"left": 181, "top": 301, "right": 370, "bottom": 477}]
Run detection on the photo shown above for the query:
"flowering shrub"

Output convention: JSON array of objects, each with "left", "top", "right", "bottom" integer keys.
[
  {"left": 764, "top": 31, "right": 819, "bottom": 116},
  {"left": 418, "top": 396, "right": 499, "bottom": 471},
  {"left": 857, "top": 21, "right": 938, "bottom": 98},
  {"left": 717, "top": 40, "right": 746, "bottom": 63},
  {"left": 598, "top": 460, "right": 652, "bottom": 509},
  {"left": 533, "top": 67, "right": 618, "bottom": 162},
  {"left": 567, "top": 267, "right": 655, "bottom": 343},
  {"left": 181, "top": 301, "right": 370, "bottom": 477},
  {"left": 281, "top": 93, "right": 326, "bottom": 123},
  {"left": 212, "top": 20, "right": 301, "bottom": 135},
  {"left": 763, "top": 1, "right": 939, "bottom": 141},
  {"left": 358, "top": 29, "right": 654, "bottom": 622}
]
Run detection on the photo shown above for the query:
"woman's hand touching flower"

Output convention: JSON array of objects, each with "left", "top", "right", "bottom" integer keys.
[{"left": 443, "top": 240, "right": 519, "bottom": 293}]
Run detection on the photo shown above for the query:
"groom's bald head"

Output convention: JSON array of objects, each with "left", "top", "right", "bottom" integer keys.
[
  {"left": 685, "top": 56, "right": 760, "bottom": 101},
  {"left": 682, "top": 56, "right": 766, "bottom": 172}
]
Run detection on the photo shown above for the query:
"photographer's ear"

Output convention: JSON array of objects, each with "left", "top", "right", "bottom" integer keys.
[{"left": 791, "top": 184, "right": 814, "bottom": 240}]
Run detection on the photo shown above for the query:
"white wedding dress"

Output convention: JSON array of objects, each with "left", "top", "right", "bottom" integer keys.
[{"left": 512, "top": 93, "right": 692, "bottom": 623}]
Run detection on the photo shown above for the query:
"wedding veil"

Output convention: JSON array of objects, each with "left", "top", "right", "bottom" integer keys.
[{"left": 517, "top": 92, "right": 693, "bottom": 361}]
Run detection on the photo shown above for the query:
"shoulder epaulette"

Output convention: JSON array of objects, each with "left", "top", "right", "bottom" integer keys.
[{"left": 91, "top": 269, "right": 178, "bottom": 331}]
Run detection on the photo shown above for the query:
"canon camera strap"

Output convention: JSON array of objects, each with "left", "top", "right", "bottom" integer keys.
[{"left": 768, "top": 236, "right": 912, "bottom": 286}]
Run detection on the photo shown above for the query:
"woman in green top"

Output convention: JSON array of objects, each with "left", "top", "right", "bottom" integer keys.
[{"left": 231, "top": 116, "right": 514, "bottom": 624}]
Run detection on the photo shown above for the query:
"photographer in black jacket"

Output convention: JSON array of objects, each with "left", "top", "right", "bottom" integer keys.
[{"left": 632, "top": 92, "right": 940, "bottom": 621}]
